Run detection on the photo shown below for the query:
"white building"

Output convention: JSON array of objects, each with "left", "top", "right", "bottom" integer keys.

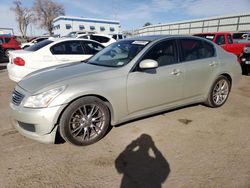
[
  {"left": 133, "top": 12, "right": 250, "bottom": 36},
  {"left": 53, "top": 16, "right": 121, "bottom": 37}
]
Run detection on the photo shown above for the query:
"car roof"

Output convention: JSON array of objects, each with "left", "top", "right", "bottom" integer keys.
[
  {"left": 124, "top": 35, "right": 198, "bottom": 42},
  {"left": 195, "top": 32, "right": 231, "bottom": 35},
  {"left": 48, "top": 37, "right": 96, "bottom": 42},
  {"left": 45, "top": 37, "right": 105, "bottom": 47}
]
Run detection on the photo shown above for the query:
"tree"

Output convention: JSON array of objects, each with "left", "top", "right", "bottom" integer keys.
[
  {"left": 143, "top": 22, "right": 152, "bottom": 27},
  {"left": 11, "top": 0, "right": 33, "bottom": 38},
  {"left": 32, "top": 0, "right": 65, "bottom": 36}
]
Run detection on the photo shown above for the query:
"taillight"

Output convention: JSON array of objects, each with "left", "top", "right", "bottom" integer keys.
[{"left": 14, "top": 57, "right": 25, "bottom": 66}]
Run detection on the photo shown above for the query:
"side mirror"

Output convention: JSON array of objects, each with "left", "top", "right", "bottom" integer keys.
[{"left": 139, "top": 59, "right": 158, "bottom": 69}]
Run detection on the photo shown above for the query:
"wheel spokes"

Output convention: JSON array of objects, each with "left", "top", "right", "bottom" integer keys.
[{"left": 69, "top": 103, "right": 105, "bottom": 142}]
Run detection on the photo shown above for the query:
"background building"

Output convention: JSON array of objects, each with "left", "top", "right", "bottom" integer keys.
[
  {"left": 53, "top": 16, "right": 121, "bottom": 37},
  {"left": 133, "top": 12, "right": 250, "bottom": 36}
]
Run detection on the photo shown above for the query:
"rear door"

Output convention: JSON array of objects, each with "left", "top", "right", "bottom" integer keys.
[{"left": 179, "top": 38, "right": 218, "bottom": 99}]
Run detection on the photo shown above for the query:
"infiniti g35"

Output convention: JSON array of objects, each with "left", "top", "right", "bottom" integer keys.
[{"left": 10, "top": 35, "right": 241, "bottom": 146}]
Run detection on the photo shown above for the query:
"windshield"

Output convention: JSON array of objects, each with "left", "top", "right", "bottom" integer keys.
[
  {"left": 87, "top": 40, "right": 149, "bottom": 67},
  {"left": 194, "top": 34, "right": 215, "bottom": 41},
  {"left": 25, "top": 40, "right": 53, "bottom": 51}
]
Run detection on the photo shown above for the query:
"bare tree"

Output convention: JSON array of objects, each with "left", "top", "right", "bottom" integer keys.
[
  {"left": 32, "top": 0, "right": 65, "bottom": 36},
  {"left": 11, "top": 0, "right": 33, "bottom": 38}
]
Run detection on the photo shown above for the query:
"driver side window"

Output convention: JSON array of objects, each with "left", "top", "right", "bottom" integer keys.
[{"left": 141, "top": 40, "right": 177, "bottom": 67}]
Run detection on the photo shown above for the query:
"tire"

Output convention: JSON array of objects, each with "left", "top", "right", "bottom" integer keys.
[
  {"left": 59, "top": 96, "right": 110, "bottom": 146},
  {"left": 205, "top": 75, "right": 231, "bottom": 108}
]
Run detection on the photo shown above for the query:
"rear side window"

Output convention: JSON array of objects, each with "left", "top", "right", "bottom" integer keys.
[
  {"left": 227, "top": 35, "right": 233, "bottom": 44},
  {"left": 180, "top": 39, "right": 215, "bottom": 61},
  {"left": 4, "top": 37, "right": 11, "bottom": 43},
  {"left": 215, "top": 35, "right": 225, "bottom": 45},
  {"left": 78, "top": 35, "right": 89, "bottom": 39},
  {"left": 50, "top": 41, "right": 85, "bottom": 55},
  {"left": 82, "top": 41, "right": 104, "bottom": 54},
  {"left": 25, "top": 40, "right": 53, "bottom": 51},
  {"left": 35, "top": 38, "right": 48, "bottom": 43},
  {"left": 0, "top": 37, "right": 11, "bottom": 43},
  {"left": 90, "top": 35, "right": 110, "bottom": 43}
]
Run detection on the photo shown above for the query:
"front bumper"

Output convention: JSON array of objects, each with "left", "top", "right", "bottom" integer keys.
[{"left": 10, "top": 102, "right": 67, "bottom": 144}]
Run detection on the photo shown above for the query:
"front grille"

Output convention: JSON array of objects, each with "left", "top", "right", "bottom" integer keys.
[{"left": 12, "top": 90, "right": 25, "bottom": 106}]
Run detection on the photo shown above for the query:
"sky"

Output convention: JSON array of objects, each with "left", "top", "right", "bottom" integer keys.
[{"left": 0, "top": 0, "right": 250, "bottom": 36}]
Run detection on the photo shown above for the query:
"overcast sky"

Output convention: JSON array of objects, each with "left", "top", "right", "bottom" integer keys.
[{"left": 0, "top": 0, "right": 250, "bottom": 36}]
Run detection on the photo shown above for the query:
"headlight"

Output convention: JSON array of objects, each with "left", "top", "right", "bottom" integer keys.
[{"left": 23, "top": 86, "right": 65, "bottom": 108}]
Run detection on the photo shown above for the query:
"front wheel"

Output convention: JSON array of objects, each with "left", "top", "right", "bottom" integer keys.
[
  {"left": 59, "top": 97, "right": 110, "bottom": 146},
  {"left": 205, "top": 76, "right": 231, "bottom": 108}
]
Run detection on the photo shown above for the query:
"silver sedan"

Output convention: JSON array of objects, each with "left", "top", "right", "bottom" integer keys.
[{"left": 10, "top": 35, "right": 241, "bottom": 146}]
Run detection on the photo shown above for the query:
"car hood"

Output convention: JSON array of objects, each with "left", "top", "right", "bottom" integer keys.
[{"left": 18, "top": 62, "right": 114, "bottom": 93}]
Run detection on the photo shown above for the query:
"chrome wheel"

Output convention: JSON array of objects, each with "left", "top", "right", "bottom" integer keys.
[
  {"left": 69, "top": 104, "right": 105, "bottom": 142},
  {"left": 60, "top": 97, "right": 110, "bottom": 146},
  {"left": 212, "top": 79, "right": 229, "bottom": 105}
]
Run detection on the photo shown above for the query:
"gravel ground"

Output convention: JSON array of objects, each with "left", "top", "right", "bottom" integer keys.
[{"left": 0, "top": 69, "right": 250, "bottom": 188}]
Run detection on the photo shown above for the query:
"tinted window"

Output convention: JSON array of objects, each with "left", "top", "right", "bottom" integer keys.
[
  {"left": 142, "top": 40, "right": 177, "bottom": 66},
  {"left": 215, "top": 35, "right": 225, "bottom": 45},
  {"left": 50, "top": 41, "right": 85, "bottom": 55},
  {"left": 112, "top": 35, "right": 117, "bottom": 40},
  {"left": 36, "top": 38, "right": 48, "bottom": 43},
  {"left": 227, "top": 35, "right": 233, "bottom": 44},
  {"left": 233, "top": 33, "right": 245, "bottom": 39},
  {"left": 90, "top": 35, "right": 110, "bottom": 43},
  {"left": 25, "top": 40, "right": 53, "bottom": 51},
  {"left": 180, "top": 39, "right": 215, "bottom": 61},
  {"left": 4, "top": 37, "right": 11, "bottom": 43},
  {"left": 0, "top": 37, "right": 10, "bottom": 43},
  {"left": 82, "top": 41, "right": 104, "bottom": 54},
  {"left": 78, "top": 35, "right": 89, "bottom": 39}
]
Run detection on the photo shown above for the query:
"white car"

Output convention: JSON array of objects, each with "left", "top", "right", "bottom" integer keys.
[
  {"left": 7, "top": 38, "right": 104, "bottom": 82},
  {"left": 77, "top": 34, "right": 116, "bottom": 46},
  {"left": 20, "top": 36, "right": 49, "bottom": 49}
]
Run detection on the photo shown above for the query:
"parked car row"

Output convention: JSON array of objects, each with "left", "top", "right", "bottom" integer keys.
[{"left": 9, "top": 35, "right": 241, "bottom": 146}]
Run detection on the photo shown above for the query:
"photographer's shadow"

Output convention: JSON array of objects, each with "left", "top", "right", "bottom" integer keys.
[{"left": 115, "top": 134, "right": 170, "bottom": 188}]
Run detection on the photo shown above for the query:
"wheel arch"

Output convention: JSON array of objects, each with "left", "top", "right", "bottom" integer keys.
[{"left": 55, "top": 94, "right": 115, "bottom": 128}]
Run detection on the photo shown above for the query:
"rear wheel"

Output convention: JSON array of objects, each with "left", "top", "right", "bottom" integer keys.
[
  {"left": 59, "top": 97, "right": 110, "bottom": 146},
  {"left": 205, "top": 75, "right": 231, "bottom": 108}
]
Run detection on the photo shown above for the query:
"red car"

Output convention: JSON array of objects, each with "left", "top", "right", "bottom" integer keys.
[{"left": 0, "top": 35, "right": 21, "bottom": 56}]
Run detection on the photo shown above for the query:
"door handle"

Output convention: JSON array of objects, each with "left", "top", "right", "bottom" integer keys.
[
  {"left": 209, "top": 61, "right": 218, "bottom": 67},
  {"left": 171, "top": 69, "right": 182, "bottom": 75}
]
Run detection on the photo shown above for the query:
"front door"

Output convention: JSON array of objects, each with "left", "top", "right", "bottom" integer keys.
[{"left": 127, "top": 39, "right": 184, "bottom": 114}]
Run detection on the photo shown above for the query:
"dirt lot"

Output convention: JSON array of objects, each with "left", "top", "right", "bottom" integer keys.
[{"left": 0, "top": 68, "right": 250, "bottom": 188}]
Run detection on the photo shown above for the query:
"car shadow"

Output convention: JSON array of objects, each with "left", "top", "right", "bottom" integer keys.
[{"left": 115, "top": 134, "right": 170, "bottom": 188}]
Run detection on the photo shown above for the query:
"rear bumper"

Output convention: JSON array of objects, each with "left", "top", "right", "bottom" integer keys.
[{"left": 7, "top": 63, "right": 33, "bottom": 82}]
